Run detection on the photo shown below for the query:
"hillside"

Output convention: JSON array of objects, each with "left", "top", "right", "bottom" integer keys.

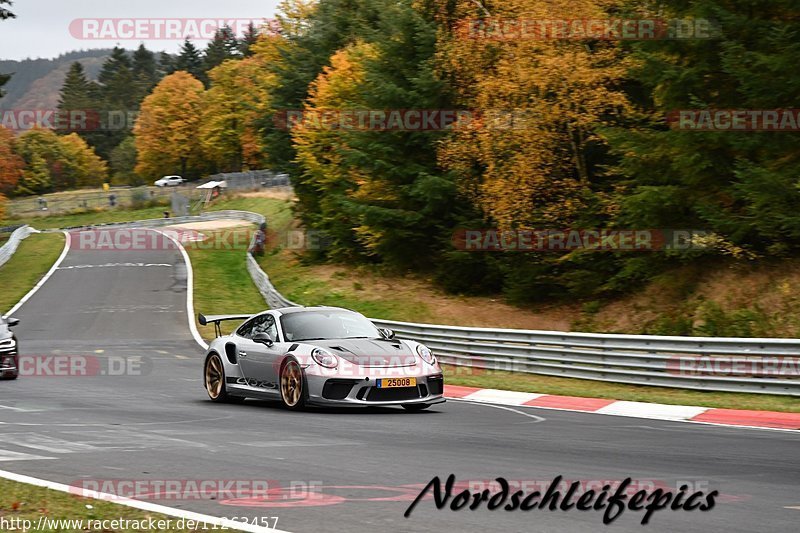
[{"left": 0, "top": 49, "right": 111, "bottom": 110}]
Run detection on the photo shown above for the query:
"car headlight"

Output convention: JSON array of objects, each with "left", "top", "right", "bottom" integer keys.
[
  {"left": 416, "top": 344, "right": 436, "bottom": 365},
  {"left": 0, "top": 338, "right": 15, "bottom": 351},
  {"left": 311, "top": 348, "right": 338, "bottom": 368}
]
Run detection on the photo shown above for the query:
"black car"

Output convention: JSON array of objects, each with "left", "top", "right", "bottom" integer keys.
[{"left": 0, "top": 316, "right": 19, "bottom": 380}]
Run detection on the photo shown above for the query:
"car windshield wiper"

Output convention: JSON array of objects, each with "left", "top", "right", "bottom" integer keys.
[{"left": 293, "top": 337, "right": 327, "bottom": 341}]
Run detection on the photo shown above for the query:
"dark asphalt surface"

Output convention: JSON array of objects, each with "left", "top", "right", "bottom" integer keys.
[{"left": 1, "top": 229, "right": 798, "bottom": 532}]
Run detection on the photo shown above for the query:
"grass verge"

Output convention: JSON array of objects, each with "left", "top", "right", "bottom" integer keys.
[
  {"left": 0, "top": 479, "right": 229, "bottom": 532},
  {"left": 443, "top": 366, "right": 800, "bottom": 413},
  {"left": 0, "top": 232, "right": 65, "bottom": 314},
  {"left": 188, "top": 228, "right": 272, "bottom": 339}
]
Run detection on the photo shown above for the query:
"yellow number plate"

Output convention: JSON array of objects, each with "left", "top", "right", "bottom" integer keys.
[{"left": 377, "top": 377, "right": 417, "bottom": 388}]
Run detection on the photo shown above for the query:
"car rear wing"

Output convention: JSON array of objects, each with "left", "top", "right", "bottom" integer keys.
[{"left": 198, "top": 313, "right": 253, "bottom": 337}]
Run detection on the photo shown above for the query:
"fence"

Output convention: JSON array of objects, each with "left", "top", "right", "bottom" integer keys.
[
  {"left": 6, "top": 170, "right": 291, "bottom": 217},
  {"left": 207, "top": 170, "right": 291, "bottom": 190},
  {"left": 6, "top": 186, "right": 181, "bottom": 218}
]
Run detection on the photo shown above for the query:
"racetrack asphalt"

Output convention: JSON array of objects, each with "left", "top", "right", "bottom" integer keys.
[{"left": 1, "top": 229, "right": 798, "bottom": 532}]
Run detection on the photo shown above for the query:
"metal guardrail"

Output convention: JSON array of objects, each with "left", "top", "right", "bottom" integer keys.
[
  {"left": 12, "top": 209, "right": 798, "bottom": 396},
  {"left": 365, "top": 320, "right": 800, "bottom": 396},
  {"left": 0, "top": 225, "right": 38, "bottom": 268},
  {"left": 246, "top": 254, "right": 297, "bottom": 309}
]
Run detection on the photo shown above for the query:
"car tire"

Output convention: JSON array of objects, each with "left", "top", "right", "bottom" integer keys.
[
  {"left": 204, "top": 353, "right": 243, "bottom": 403},
  {"left": 279, "top": 357, "right": 306, "bottom": 410},
  {"left": 402, "top": 404, "right": 430, "bottom": 412}
]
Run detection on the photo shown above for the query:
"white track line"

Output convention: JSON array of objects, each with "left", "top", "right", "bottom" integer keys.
[
  {"left": 448, "top": 398, "right": 546, "bottom": 422},
  {"left": 0, "top": 469, "right": 289, "bottom": 533},
  {"left": 150, "top": 228, "right": 208, "bottom": 350},
  {"left": 6, "top": 231, "right": 70, "bottom": 316}
]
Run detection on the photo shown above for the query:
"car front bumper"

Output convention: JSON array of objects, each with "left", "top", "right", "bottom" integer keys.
[{"left": 306, "top": 373, "right": 445, "bottom": 407}]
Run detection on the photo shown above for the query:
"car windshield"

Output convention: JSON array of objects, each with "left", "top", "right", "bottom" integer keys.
[{"left": 281, "top": 310, "right": 380, "bottom": 342}]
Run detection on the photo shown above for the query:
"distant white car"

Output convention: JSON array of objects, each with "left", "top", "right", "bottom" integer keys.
[{"left": 154, "top": 176, "right": 185, "bottom": 187}]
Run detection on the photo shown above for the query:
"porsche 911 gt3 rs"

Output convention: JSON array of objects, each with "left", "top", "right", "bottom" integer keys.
[{"left": 199, "top": 306, "right": 445, "bottom": 411}]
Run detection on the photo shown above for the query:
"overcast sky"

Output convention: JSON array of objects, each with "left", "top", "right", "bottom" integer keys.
[{"left": 0, "top": 0, "right": 282, "bottom": 60}]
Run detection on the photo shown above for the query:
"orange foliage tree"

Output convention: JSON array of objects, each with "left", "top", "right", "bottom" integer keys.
[
  {"left": 201, "top": 36, "right": 281, "bottom": 171},
  {"left": 0, "top": 126, "right": 24, "bottom": 195},
  {"left": 290, "top": 41, "right": 379, "bottom": 255},
  {"left": 13, "top": 128, "right": 107, "bottom": 195},
  {"left": 134, "top": 71, "right": 206, "bottom": 179},
  {"left": 437, "top": 0, "right": 633, "bottom": 229}
]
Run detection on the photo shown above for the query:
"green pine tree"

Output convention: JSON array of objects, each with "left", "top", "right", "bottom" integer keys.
[
  {"left": 606, "top": 0, "right": 800, "bottom": 259},
  {"left": 203, "top": 27, "right": 240, "bottom": 76},
  {"left": 175, "top": 40, "right": 205, "bottom": 82},
  {"left": 239, "top": 22, "right": 259, "bottom": 57},
  {"left": 158, "top": 52, "right": 176, "bottom": 76}
]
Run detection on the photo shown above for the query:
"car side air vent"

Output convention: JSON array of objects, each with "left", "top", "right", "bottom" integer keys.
[{"left": 225, "top": 343, "right": 237, "bottom": 364}]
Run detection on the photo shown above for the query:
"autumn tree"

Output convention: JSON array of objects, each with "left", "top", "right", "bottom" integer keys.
[
  {"left": 291, "top": 42, "right": 376, "bottom": 257},
  {"left": 14, "top": 129, "right": 61, "bottom": 194},
  {"left": 0, "top": 126, "right": 24, "bottom": 195},
  {"left": 57, "top": 133, "right": 108, "bottom": 189},
  {"left": 431, "top": 0, "right": 638, "bottom": 298},
  {"left": 13, "top": 128, "right": 107, "bottom": 194},
  {"left": 201, "top": 48, "right": 275, "bottom": 172},
  {"left": 134, "top": 71, "right": 207, "bottom": 179}
]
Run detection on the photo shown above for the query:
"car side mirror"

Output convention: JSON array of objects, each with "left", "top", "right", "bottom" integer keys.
[
  {"left": 6, "top": 317, "right": 19, "bottom": 328},
  {"left": 378, "top": 328, "right": 395, "bottom": 339},
  {"left": 253, "top": 332, "right": 274, "bottom": 347}
]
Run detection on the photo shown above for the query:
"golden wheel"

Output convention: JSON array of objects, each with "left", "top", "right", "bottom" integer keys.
[
  {"left": 280, "top": 358, "right": 306, "bottom": 409},
  {"left": 204, "top": 353, "right": 243, "bottom": 403}
]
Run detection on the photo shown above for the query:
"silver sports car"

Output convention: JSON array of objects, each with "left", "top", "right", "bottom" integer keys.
[{"left": 199, "top": 306, "right": 445, "bottom": 411}]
